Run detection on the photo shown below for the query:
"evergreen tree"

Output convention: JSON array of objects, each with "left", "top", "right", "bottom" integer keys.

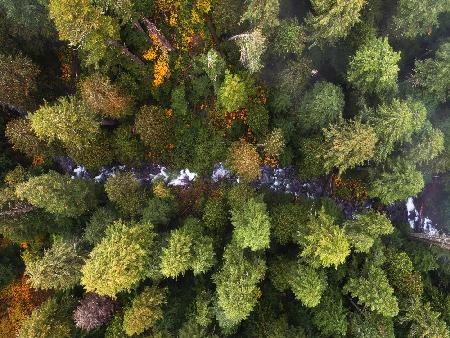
[
  {"left": 369, "top": 99, "right": 426, "bottom": 162},
  {"left": 18, "top": 296, "right": 75, "bottom": 338},
  {"left": 412, "top": 42, "right": 450, "bottom": 104},
  {"left": 369, "top": 161, "right": 424, "bottom": 204},
  {"left": 344, "top": 265, "right": 399, "bottom": 317},
  {"left": 306, "top": 0, "right": 367, "bottom": 44},
  {"left": 213, "top": 242, "right": 266, "bottom": 328},
  {"left": 322, "top": 119, "right": 377, "bottom": 174},
  {"left": 347, "top": 37, "right": 401, "bottom": 95},
  {"left": 30, "top": 96, "right": 99, "bottom": 149},
  {"left": 297, "top": 81, "right": 345, "bottom": 132},
  {"left": 15, "top": 171, "right": 97, "bottom": 217},
  {"left": 400, "top": 298, "right": 449, "bottom": 338},
  {"left": 345, "top": 211, "right": 394, "bottom": 253},
  {"left": 24, "top": 237, "right": 84, "bottom": 291},
  {"left": 288, "top": 262, "right": 327, "bottom": 308},
  {"left": 231, "top": 197, "right": 271, "bottom": 251},
  {"left": 0, "top": 53, "right": 39, "bottom": 111},
  {"left": 390, "top": 0, "right": 450, "bottom": 38}
]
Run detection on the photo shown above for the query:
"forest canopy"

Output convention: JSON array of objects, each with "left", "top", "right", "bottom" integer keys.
[{"left": 0, "top": 0, "right": 449, "bottom": 337}]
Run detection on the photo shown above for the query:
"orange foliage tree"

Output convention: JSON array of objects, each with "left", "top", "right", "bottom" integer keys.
[{"left": 0, "top": 276, "right": 50, "bottom": 337}]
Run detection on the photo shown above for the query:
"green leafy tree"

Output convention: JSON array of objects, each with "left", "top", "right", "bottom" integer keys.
[
  {"left": 384, "top": 250, "right": 423, "bottom": 298},
  {"left": 142, "top": 197, "right": 176, "bottom": 226},
  {"left": 262, "top": 128, "right": 285, "bottom": 158},
  {"left": 412, "top": 42, "right": 450, "bottom": 104},
  {"left": 369, "top": 161, "right": 424, "bottom": 204},
  {"left": 213, "top": 242, "right": 266, "bottom": 327},
  {"left": 306, "top": 0, "right": 367, "bottom": 44},
  {"left": 390, "top": 0, "right": 450, "bottom": 38},
  {"left": 112, "top": 125, "right": 144, "bottom": 165},
  {"left": 271, "top": 18, "right": 306, "bottom": 57},
  {"left": 123, "top": 286, "right": 167, "bottom": 336},
  {"left": 66, "top": 132, "right": 114, "bottom": 170},
  {"left": 15, "top": 171, "right": 97, "bottom": 217},
  {"left": 0, "top": 53, "right": 39, "bottom": 111},
  {"left": 247, "top": 103, "right": 269, "bottom": 140},
  {"left": 49, "top": 0, "right": 119, "bottom": 66},
  {"left": 5, "top": 118, "right": 49, "bottom": 158},
  {"left": 299, "top": 208, "right": 350, "bottom": 268},
  {"left": 18, "top": 296, "right": 75, "bottom": 338},
  {"left": 30, "top": 96, "right": 99, "bottom": 149},
  {"left": 80, "top": 73, "right": 133, "bottom": 119},
  {"left": 298, "top": 136, "right": 328, "bottom": 180},
  {"left": 322, "top": 119, "right": 377, "bottom": 174},
  {"left": 347, "top": 37, "right": 401, "bottom": 95},
  {"left": 84, "top": 207, "right": 118, "bottom": 245},
  {"left": 80, "top": 221, "right": 156, "bottom": 297},
  {"left": 369, "top": 99, "right": 426, "bottom": 162},
  {"left": 272, "top": 58, "right": 312, "bottom": 113},
  {"left": 400, "top": 298, "right": 449, "bottom": 338},
  {"left": 345, "top": 211, "right": 394, "bottom": 253},
  {"left": 240, "top": 0, "right": 280, "bottom": 29},
  {"left": 23, "top": 237, "right": 84, "bottom": 291},
  {"left": 227, "top": 140, "right": 261, "bottom": 182},
  {"left": 202, "top": 196, "right": 228, "bottom": 235},
  {"left": 231, "top": 197, "right": 271, "bottom": 251},
  {"left": 270, "top": 201, "right": 312, "bottom": 245},
  {"left": 348, "top": 311, "right": 395, "bottom": 338},
  {"left": 312, "top": 289, "right": 348, "bottom": 336},
  {"left": 134, "top": 105, "right": 173, "bottom": 153},
  {"left": 160, "top": 218, "right": 215, "bottom": 278},
  {"left": 104, "top": 172, "right": 146, "bottom": 217},
  {"left": 288, "top": 262, "right": 327, "bottom": 307},
  {"left": 217, "top": 71, "right": 249, "bottom": 112},
  {"left": 297, "top": 81, "right": 345, "bottom": 132},
  {"left": 406, "top": 124, "right": 445, "bottom": 165},
  {"left": 344, "top": 265, "right": 399, "bottom": 317}
]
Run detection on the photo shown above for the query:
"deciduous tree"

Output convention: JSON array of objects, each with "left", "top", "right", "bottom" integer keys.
[
  {"left": 80, "top": 221, "right": 156, "bottom": 297},
  {"left": 73, "top": 292, "right": 119, "bottom": 332},
  {"left": 0, "top": 53, "right": 39, "bottom": 111},
  {"left": 122, "top": 286, "right": 167, "bottom": 336}
]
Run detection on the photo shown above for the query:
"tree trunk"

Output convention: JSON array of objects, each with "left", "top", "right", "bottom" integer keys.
[
  {"left": 141, "top": 17, "right": 174, "bottom": 52},
  {"left": 0, "top": 202, "right": 36, "bottom": 219},
  {"left": 0, "top": 101, "right": 27, "bottom": 117},
  {"left": 133, "top": 21, "right": 152, "bottom": 45},
  {"left": 409, "top": 232, "right": 450, "bottom": 251},
  {"left": 108, "top": 40, "right": 145, "bottom": 66},
  {"left": 204, "top": 14, "right": 224, "bottom": 57}
]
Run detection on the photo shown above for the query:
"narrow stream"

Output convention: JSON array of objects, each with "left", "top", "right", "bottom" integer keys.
[{"left": 56, "top": 157, "right": 445, "bottom": 236}]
